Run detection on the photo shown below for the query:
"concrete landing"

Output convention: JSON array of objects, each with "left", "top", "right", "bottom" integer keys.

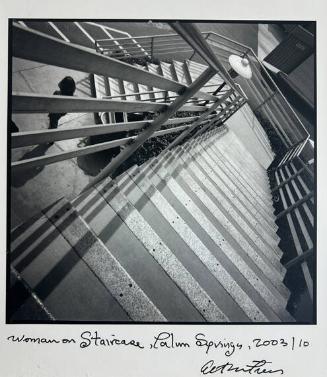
[{"left": 11, "top": 57, "right": 96, "bottom": 230}]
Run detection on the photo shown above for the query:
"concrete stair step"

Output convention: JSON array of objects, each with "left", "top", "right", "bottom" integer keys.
[
  {"left": 156, "top": 154, "right": 292, "bottom": 320},
  {"left": 151, "top": 151, "right": 290, "bottom": 303},
  {"left": 198, "top": 129, "right": 278, "bottom": 229},
  {"left": 218, "top": 130, "right": 272, "bottom": 191},
  {"left": 209, "top": 128, "right": 274, "bottom": 200},
  {"left": 116, "top": 167, "right": 242, "bottom": 322},
  {"left": 183, "top": 140, "right": 281, "bottom": 252},
  {"left": 146, "top": 63, "right": 166, "bottom": 102},
  {"left": 173, "top": 60, "right": 191, "bottom": 85},
  {"left": 73, "top": 183, "right": 206, "bottom": 322},
  {"left": 163, "top": 147, "right": 289, "bottom": 288},
  {"left": 10, "top": 198, "right": 134, "bottom": 321},
  {"left": 96, "top": 176, "right": 238, "bottom": 322},
  {"left": 185, "top": 60, "right": 225, "bottom": 94},
  {"left": 192, "top": 136, "right": 280, "bottom": 237},
  {"left": 107, "top": 76, "right": 124, "bottom": 98},
  {"left": 205, "top": 135, "right": 274, "bottom": 209},
  {"left": 205, "top": 130, "right": 275, "bottom": 204},
  {"left": 186, "top": 60, "right": 223, "bottom": 86},
  {"left": 133, "top": 64, "right": 153, "bottom": 101},
  {"left": 160, "top": 62, "right": 177, "bottom": 102},
  {"left": 123, "top": 80, "right": 139, "bottom": 102},
  {"left": 137, "top": 159, "right": 290, "bottom": 322},
  {"left": 184, "top": 146, "right": 282, "bottom": 261}
]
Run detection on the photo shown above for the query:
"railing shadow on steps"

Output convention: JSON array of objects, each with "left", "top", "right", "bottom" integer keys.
[
  {"left": 11, "top": 22, "right": 245, "bottom": 181},
  {"left": 267, "top": 139, "right": 315, "bottom": 322},
  {"left": 95, "top": 27, "right": 315, "bottom": 318},
  {"left": 10, "top": 21, "right": 315, "bottom": 322},
  {"left": 95, "top": 28, "right": 310, "bottom": 148}
]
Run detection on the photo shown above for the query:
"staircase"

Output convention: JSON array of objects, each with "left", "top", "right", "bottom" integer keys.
[
  {"left": 10, "top": 125, "right": 294, "bottom": 322},
  {"left": 10, "top": 21, "right": 314, "bottom": 323},
  {"left": 92, "top": 59, "right": 230, "bottom": 125}
]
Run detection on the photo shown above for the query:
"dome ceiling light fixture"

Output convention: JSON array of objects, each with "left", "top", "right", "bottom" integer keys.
[{"left": 228, "top": 54, "right": 253, "bottom": 80}]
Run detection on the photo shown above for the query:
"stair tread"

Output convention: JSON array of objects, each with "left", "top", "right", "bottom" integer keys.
[
  {"left": 10, "top": 202, "right": 131, "bottom": 321},
  {"left": 138, "top": 161, "right": 290, "bottom": 322},
  {"left": 164, "top": 148, "right": 290, "bottom": 301},
  {"left": 74, "top": 181, "right": 206, "bottom": 322},
  {"left": 196, "top": 142, "right": 279, "bottom": 236},
  {"left": 116, "top": 165, "right": 249, "bottom": 322},
  {"left": 186, "top": 60, "right": 224, "bottom": 87},
  {"left": 160, "top": 62, "right": 176, "bottom": 102},
  {"left": 146, "top": 63, "right": 166, "bottom": 102},
  {"left": 143, "top": 156, "right": 293, "bottom": 321},
  {"left": 195, "top": 134, "right": 280, "bottom": 242}
]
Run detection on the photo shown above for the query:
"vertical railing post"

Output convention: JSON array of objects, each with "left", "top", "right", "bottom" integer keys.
[
  {"left": 82, "top": 67, "right": 217, "bottom": 191},
  {"left": 167, "top": 88, "right": 235, "bottom": 149}
]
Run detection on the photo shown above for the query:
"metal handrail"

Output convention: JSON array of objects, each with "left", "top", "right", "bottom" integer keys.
[
  {"left": 12, "top": 23, "right": 246, "bottom": 179},
  {"left": 12, "top": 21, "right": 312, "bottom": 181},
  {"left": 96, "top": 26, "right": 311, "bottom": 150}
]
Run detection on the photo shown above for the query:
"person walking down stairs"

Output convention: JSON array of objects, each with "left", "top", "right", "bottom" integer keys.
[{"left": 48, "top": 76, "right": 76, "bottom": 131}]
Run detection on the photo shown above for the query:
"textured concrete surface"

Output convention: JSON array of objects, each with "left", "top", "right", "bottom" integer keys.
[
  {"left": 143, "top": 157, "right": 271, "bottom": 322},
  {"left": 10, "top": 208, "right": 130, "bottom": 321},
  {"left": 225, "top": 104, "right": 275, "bottom": 169},
  {"left": 10, "top": 22, "right": 273, "bottom": 229},
  {"left": 116, "top": 168, "right": 242, "bottom": 322},
  {"left": 171, "top": 146, "right": 286, "bottom": 281},
  {"left": 11, "top": 57, "right": 95, "bottom": 229},
  {"left": 43, "top": 198, "right": 165, "bottom": 322},
  {"left": 75, "top": 178, "right": 204, "bottom": 322},
  {"left": 97, "top": 179, "right": 219, "bottom": 322}
]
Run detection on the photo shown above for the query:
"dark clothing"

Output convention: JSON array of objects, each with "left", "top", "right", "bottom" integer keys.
[
  {"left": 48, "top": 90, "right": 68, "bottom": 129},
  {"left": 11, "top": 120, "right": 19, "bottom": 133}
]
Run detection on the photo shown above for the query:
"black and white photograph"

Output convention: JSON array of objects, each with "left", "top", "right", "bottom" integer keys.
[{"left": 8, "top": 20, "right": 315, "bottom": 324}]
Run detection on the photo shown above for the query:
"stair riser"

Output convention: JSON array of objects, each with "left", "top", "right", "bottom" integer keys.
[
  {"left": 117, "top": 168, "right": 249, "bottom": 322},
  {"left": 76, "top": 184, "right": 205, "bottom": 322},
  {"left": 163, "top": 149, "right": 287, "bottom": 282},
  {"left": 184, "top": 145, "right": 281, "bottom": 252},
  {"left": 217, "top": 131, "right": 271, "bottom": 189},
  {"left": 191, "top": 140, "right": 279, "bottom": 238},
  {"left": 161, "top": 161, "right": 291, "bottom": 314},
  {"left": 141, "top": 162, "right": 286, "bottom": 322},
  {"left": 205, "top": 130, "right": 274, "bottom": 208},
  {"left": 96, "top": 179, "right": 232, "bottom": 322},
  {"left": 203, "top": 136, "right": 275, "bottom": 209}
]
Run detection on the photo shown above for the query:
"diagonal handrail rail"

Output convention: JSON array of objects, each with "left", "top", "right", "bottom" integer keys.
[
  {"left": 12, "top": 23, "right": 185, "bottom": 94},
  {"left": 169, "top": 22, "right": 243, "bottom": 98},
  {"left": 11, "top": 115, "right": 209, "bottom": 148},
  {"left": 168, "top": 88, "right": 236, "bottom": 149},
  {"left": 82, "top": 67, "right": 218, "bottom": 191},
  {"left": 96, "top": 26, "right": 310, "bottom": 149},
  {"left": 11, "top": 92, "right": 208, "bottom": 114}
]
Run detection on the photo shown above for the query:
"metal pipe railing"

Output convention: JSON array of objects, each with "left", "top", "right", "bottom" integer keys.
[
  {"left": 12, "top": 21, "right": 313, "bottom": 191},
  {"left": 95, "top": 25, "right": 311, "bottom": 151},
  {"left": 82, "top": 66, "right": 218, "bottom": 191},
  {"left": 169, "top": 22, "right": 243, "bottom": 98}
]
